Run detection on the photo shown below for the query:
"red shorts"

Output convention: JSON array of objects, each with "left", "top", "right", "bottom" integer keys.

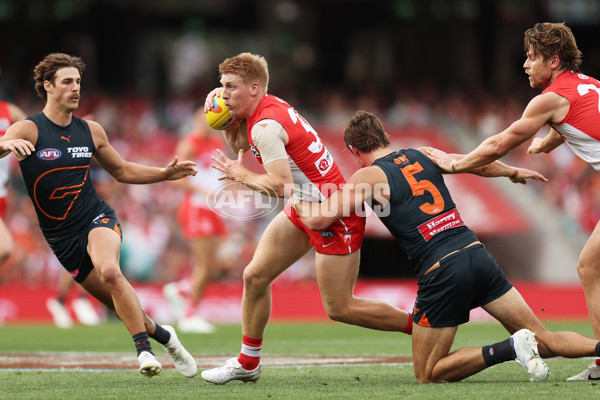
[
  {"left": 284, "top": 205, "right": 365, "bottom": 254},
  {"left": 177, "top": 197, "right": 227, "bottom": 240},
  {"left": 0, "top": 197, "right": 5, "bottom": 218}
]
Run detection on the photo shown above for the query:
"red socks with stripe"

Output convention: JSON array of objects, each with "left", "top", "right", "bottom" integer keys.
[
  {"left": 238, "top": 335, "right": 262, "bottom": 371},
  {"left": 235, "top": 315, "right": 412, "bottom": 371}
]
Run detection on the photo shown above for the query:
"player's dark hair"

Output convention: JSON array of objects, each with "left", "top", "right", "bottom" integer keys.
[
  {"left": 344, "top": 111, "right": 390, "bottom": 153},
  {"left": 524, "top": 22, "right": 582, "bottom": 72},
  {"left": 33, "top": 53, "right": 86, "bottom": 103}
]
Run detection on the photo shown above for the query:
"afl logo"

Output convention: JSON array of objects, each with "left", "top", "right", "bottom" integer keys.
[{"left": 37, "top": 148, "right": 62, "bottom": 160}]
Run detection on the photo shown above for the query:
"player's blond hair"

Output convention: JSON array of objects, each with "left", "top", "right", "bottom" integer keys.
[
  {"left": 344, "top": 111, "right": 390, "bottom": 153},
  {"left": 33, "top": 53, "right": 86, "bottom": 103},
  {"left": 524, "top": 22, "right": 582, "bottom": 72},
  {"left": 219, "top": 53, "right": 269, "bottom": 93}
]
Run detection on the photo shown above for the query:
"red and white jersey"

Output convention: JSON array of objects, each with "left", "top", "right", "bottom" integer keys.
[
  {"left": 0, "top": 102, "right": 13, "bottom": 198},
  {"left": 543, "top": 71, "right": 600, "bottom": 170},
  {"left": 246, "top": 94, "right": 344, "bottom": 201},
  {"left": 186, "top": 133, "right": 224, "bottom": 206}
]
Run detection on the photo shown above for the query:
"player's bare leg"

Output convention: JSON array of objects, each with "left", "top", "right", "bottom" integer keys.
[
  {"left": 562, "top": 223, "right": 600, "bottom": 380},
  {"left": 85, "top": 227, "right": 161, "bottom": 378},
  {"left": 483, "top": 287, "right": 598, "bottom": 358},
  {"left": 578, "top": 222, "right": 600, "bottom": 340},
  {"left": 315, "top": 251, "right": 411, "bottom": 332},
  {"left": 201, "top": 211, "right": 311, "bottom": 384},
  {"left": 566, "top": 225, "right": 600, "bottom": 380},
  {"left": 87, "top": 227, "right": 146, "bottom": 335},
  {"left": 412, "top": 324, "right": 469, "bottom": 382},
  {"left": 81, "top": 269, "right": 196, "bottom": 378},
  {"left": 241, "top": 212, "right": 311, "bottom": 339},
  {"left": 413, "top": 323, "right": 547, "bottom": 382}
]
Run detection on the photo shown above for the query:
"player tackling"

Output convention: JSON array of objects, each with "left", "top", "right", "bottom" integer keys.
[
  {"left": 428, "top": 21, "right": 600, "bottom": 381},
  {"left": 293, "top": 111, "right": 600, "bottom": 382}
]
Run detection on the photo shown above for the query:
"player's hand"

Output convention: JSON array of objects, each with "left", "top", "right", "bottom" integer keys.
[
  {"left": 211, "top": 148, "right": 246, "bottom": 181},
  {"left": 509, "top": 167, "right": 547, "bottom": 185},
  {"left": 164, "top": 156, "right": 197, "bottom": 180},
  {"left": 527, "top": 137, "right": 544, "bottom": 154},
  {"left": 204, "top": 88, "right": 223, "bottom": 113},
  {"left": 0, "top": 138, "right": 35, "bottom": 158},
  {"left": 425, "top": 147, "right": 455, "bottom": 173}
]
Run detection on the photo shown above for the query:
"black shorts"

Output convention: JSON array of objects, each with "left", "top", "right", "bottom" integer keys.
[
  {"left": 46, "top": 208, "right": 122, "bottom": 284},
  {"left": 412, "top": 244, "right": 513, "bottom": 327}
]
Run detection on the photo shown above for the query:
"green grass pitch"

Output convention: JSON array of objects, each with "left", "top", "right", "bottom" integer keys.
[{"left": 0, "top": 321, "right": 599, "bottom": 399}]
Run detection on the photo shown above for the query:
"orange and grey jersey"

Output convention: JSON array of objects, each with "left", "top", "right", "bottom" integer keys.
[
  {"left": 372, "top": 149, "right": 478, "bottom": 277},
  {"left": 18, "top": 112, "right": 106, "bottom": 238}
]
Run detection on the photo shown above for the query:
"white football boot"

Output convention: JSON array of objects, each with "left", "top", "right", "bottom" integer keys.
[
  {"left": 511, "top": 329, "right": 549, "bottom": 382},
  {"left": 201, "top": 357, "right": 262, "bottom": 384},
  {"left": 566, "top": 363, "right": 600, "bottom": 381},
  {"left": 162, "top": 325, "right": 197, "bottom": 378},
  {"left": 138, "top": 351, "right": 162, "bottom": 379}
]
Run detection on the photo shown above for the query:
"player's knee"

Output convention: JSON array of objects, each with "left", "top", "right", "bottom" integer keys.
[
  {"left": 576, "top": 258, "right": 599, "bottom": 283},
  {"left": 242, "top": 266, "right": 271, "bottom": 293},
  {"left": 322, "top": 300, "right": 350, "bottom": 323},
  {"left": 414, "top": 369, "right": 434, "bottom": 383},
  {"left": 97, "top": 264, "right": 123, "bottom": 286}
]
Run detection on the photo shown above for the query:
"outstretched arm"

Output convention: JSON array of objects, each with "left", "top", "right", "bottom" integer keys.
[
  {"left": 90, "top": 121, "right": 197, "bottom": 183},
  {"left": 420, "top": 147, "right": 547, "bottom": 184},
  {"left": 432, "top": 93, "right": 565, "bottom": 173}
]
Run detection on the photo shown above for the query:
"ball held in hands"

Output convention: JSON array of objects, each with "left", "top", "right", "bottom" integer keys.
[{"left": 205, "top": 91, "right": 240, "bottom": 130}]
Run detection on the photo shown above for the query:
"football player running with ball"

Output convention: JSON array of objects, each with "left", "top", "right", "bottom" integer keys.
[{"left": 201, "top": 53, "right": 412, "bottom": 384}]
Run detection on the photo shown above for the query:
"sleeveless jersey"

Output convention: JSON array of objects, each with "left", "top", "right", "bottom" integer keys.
[
  {"left": 246, "top": 94, "right": 344, "bottom": 202},
  {"left": 18, "top": 113, "right": 106, "bottom": 238},
  {"left": 0, "top": 101, "right": 13, "bottom": 198},
  {"left": 373, "top": 149, "right": 478, "bottom": 277},
  {"left": 543, "top": 70, "right": 600, "bottom": 170}
]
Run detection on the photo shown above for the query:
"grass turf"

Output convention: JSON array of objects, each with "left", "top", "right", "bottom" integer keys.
[{"left": 0, "top": 321, "right": 599, "bottom": 399}]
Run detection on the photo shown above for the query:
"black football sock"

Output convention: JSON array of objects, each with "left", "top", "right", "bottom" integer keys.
[
  {"left": 133, "top": 332, "right": 153, "bottom": 357},
  {"left": 149, "top": 323, "right": 171, "bottom": 346},
  {"left": 482, "top": 337, "right": 516, "bottom": 366}
]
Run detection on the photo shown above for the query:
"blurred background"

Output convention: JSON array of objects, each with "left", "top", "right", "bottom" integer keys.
[{"left": 0, "top": 0, "right": 599, "bottom": 323}]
